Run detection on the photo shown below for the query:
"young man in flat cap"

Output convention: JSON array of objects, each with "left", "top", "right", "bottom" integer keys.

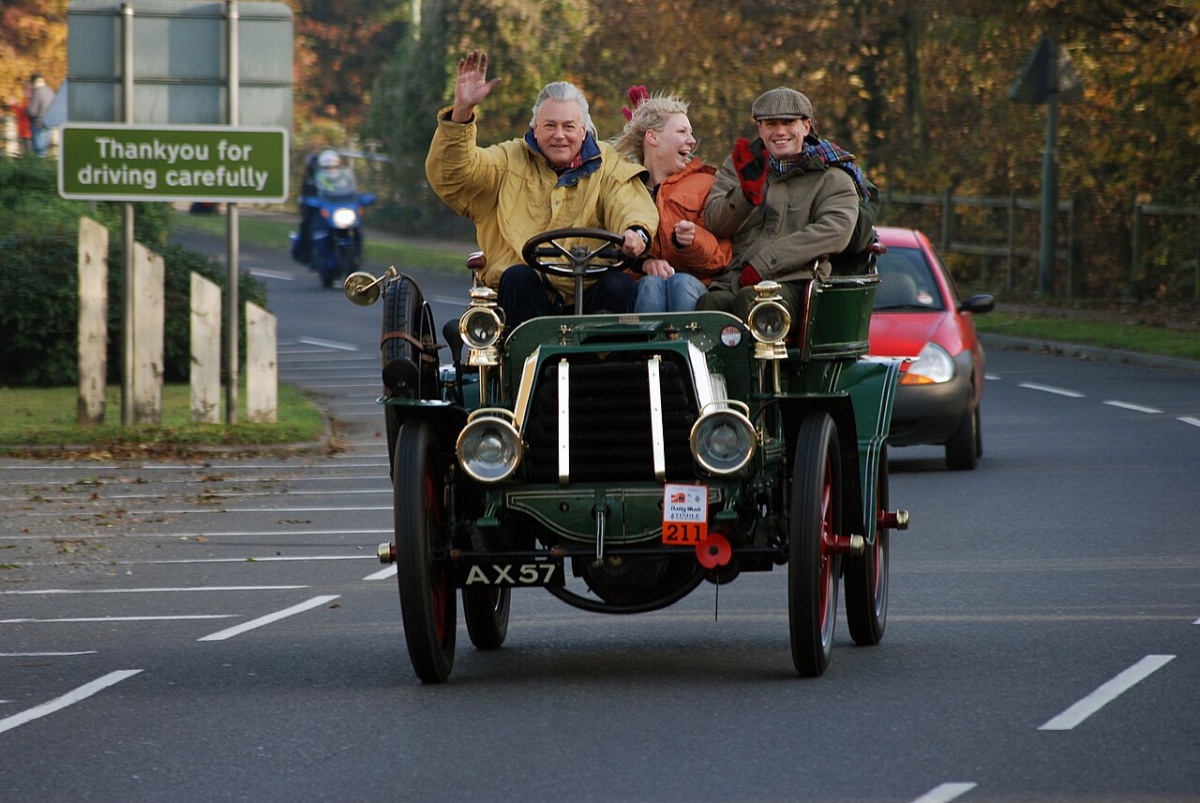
[{"left": 698, "top": 87, "right": 866, "bottom": 324}]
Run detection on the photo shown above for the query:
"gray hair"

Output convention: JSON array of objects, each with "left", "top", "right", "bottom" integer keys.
[
  {"left": 611, "top": 94, "right": 691, "bottom": 165},
  {"left": 529, "top": 81, "right": 596, "bottom": 138}
]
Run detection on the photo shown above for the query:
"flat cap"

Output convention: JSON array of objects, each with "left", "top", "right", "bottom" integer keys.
[{"left": 751, "top": 87, "right": 813, "bottom": 121}]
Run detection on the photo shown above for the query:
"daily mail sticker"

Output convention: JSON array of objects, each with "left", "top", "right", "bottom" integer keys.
[{"left": 662, "top": 483, "right": 708, "bottom": 545}]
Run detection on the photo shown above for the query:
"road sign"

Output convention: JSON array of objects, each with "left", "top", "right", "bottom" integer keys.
[
  {"left": 67, "top": 0, "right": 293, "bottom": 128},
  {"left": 58, "top": 123, "right": 289, "bottom": 203}
]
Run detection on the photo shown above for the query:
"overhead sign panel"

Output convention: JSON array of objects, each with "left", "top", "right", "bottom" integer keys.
[
  {"left": 59, "top": 124, "right": 289, "bottom": 202},
  {"left": 66, "top": 0, "right": 292, "bottom": 128}
]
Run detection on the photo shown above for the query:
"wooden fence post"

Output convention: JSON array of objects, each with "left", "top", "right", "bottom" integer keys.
[
  {"left": 77, "top": 217, "right": 109, "bottom": 426},
  {"left": 190, "top": 273, "right": 222, "bottom": 424},
  {"left": 132, "top": 243, "right": 164, "bottom": 424},
  {"left": 245, "top": 301, "right": 277, "bottom": 423}
]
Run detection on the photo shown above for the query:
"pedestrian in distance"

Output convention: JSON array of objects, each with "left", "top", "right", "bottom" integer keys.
[{"left": 26, "top": 73, "right": 55, "bottom": 158}]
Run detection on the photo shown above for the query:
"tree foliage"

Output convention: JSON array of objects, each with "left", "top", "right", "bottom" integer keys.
[{"left": 6, "top": 0, "right": 1197, "bottom": 300}]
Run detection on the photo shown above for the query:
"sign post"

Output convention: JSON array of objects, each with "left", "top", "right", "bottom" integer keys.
[
  {"left": 65, "top": 0, "right": 292, "bottom": 425},
  {"left": 1009, "top": 33, "right": 1083, "bottom": 297}
]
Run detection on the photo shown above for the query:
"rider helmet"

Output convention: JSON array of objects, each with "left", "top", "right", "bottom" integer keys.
[{"left": 317, "top": 149, "right": 341, "bottom": 169}]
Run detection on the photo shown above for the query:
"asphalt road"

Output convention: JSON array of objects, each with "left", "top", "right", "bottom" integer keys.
[{"left": 1, "top": 227, "right": 1197, "bottom": 802}]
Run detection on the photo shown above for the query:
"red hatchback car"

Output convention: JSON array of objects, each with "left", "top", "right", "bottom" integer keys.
[{"left": 868, "top": 226, "right": 995, "bottom": 470}]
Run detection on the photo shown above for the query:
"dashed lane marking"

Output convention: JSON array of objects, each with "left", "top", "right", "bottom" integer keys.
[
  {"left": 910, "top": 783, "right": 978, "bottom": 803},
  {"left": 0, "top": 670, "right": 143, "bottom": 735},
  {"left": 1039, "top": 654, "right": 1175, "bottom": 731},
  {"left": 198, "top": 594, "right": 341, "bottom": 641},
  {"left": 1018, "top": 382, "right": 1085, "bottom": 398}
]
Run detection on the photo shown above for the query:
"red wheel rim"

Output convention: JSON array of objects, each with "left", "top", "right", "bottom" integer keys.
[{"left": 817, "top": 451, "right": 836, "bottom": 632}]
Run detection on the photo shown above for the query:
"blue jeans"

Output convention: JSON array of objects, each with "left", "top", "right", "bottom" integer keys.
[
  {"left": 32, "top": 125, "right": 51, "bottom": 158},
  {"left": 633, "top": 273, "right": 708, "bottom": 313}
]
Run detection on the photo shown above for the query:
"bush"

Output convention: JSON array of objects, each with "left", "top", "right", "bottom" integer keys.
[{"left": 0, "top": 155, "right": 267, "bottom": 387}]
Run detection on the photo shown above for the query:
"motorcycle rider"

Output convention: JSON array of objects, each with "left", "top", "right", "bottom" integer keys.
[{"left": 294, "top": 149, "right": 341, "bottom": 263}]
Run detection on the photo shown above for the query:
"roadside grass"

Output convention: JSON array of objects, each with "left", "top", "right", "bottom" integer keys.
[
  {"left": 974, "top": 311, "right": 1200, "bottom": 362},
  {"left": 174, "top": 208, "right": 467, "bottom": 273},
  {"left": 17, "top": 210, "right": 1181, "bottom": 455},
  {"left": 0, "top": 382, "right": 328, "bottom": 455}
]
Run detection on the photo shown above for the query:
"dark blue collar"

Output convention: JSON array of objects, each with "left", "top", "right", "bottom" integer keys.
[{"left": 524, "top": 130, "right": 602, "bottom": 187}]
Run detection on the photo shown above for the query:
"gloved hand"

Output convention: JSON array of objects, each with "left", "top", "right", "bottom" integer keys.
[
  {"left": 732, "top": 138, "right": 766, "bottom": 205},
  {"left": 739, "top": 263, "right": 763, "bottom": 288},
  {"left": 622, "top": 84, "right": 650, "bottom": 121}
]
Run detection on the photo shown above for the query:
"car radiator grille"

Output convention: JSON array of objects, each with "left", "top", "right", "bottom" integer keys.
[{"left": 523, "top": 355, "right": 697, "bottom": 483}]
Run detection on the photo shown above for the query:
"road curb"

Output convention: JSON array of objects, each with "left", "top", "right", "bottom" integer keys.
[{"left": 981, "top": 334, "right": 1200, "bottom": 375}]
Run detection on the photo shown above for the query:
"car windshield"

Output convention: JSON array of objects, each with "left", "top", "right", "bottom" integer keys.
[
  {"left": 316, "top": 166, "right": 358, "bottom": 202},
  {"left": 873, "top": 246, "right": 945, "bottom": 312}
]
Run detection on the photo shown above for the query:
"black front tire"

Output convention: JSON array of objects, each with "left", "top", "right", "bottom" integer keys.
[
  {"left": 788, "top": 412, "right": 842, "bottom": 678},
  {"left": 394, "top": 420, "right": 456, "bottom": 683},
  {"left": 945, "top": 404, "right": 979, "bottom": 471},
  {"left": 463, "top": 587, "right": 511, "bottom": 650}
]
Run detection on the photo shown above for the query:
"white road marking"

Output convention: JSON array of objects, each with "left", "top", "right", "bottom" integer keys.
[
  {"left": 115, "top": 555, "right": 374, "bottom": 566},
  {"left": 247, "top": 268, "right": 295, "bottom": 281},
  {"left": 296, "top": 336, "right": 360, "bottom": 351},
  {"left": 3, "top": 615, "right": 237, "bottom": 624},
  {"left": 19, "top": 504, "right": 390, "bottom": 518},
  {"left": 910, "top": 783, "right": 977, "bottom": 803},
  {"left": 1103, "top": 400, "right": 1162, "bottom": 414},
  {"left": 984, "top": 373, "right": 1000, "bottom": 380},
  {"left": 1018, "top": 382, "right": 1084, "bottom": 398},
  {"left": 1180, "top": 417, "right": 1200, "bottom": 428},
  {"left": 364, "top": 565, "right": 397, "bottom": 581},
  {"left": 198, "top": 594, "right": 341, "bottom": 641},
  {"left": 0, "top": 651, "right": 99, "bottom": 657},
  {"left": 0, "top": 669, "right": 142, "bottom": 735},
  {"left": 300, "top": 382, "right": 380, "bottom": 389},
  {"left": 1039, "top": 654, "right": 1175, "bottom": 730},
  {"left": 1, "top": 586, "right": 306, "bottom": 596},
  {"left": 5, "top": 528, "right": 390, "bottom": 542}
]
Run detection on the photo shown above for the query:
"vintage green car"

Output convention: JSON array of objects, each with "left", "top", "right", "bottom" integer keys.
[{"left": 344, "top": 228, "right": 908, "bottom": 683}]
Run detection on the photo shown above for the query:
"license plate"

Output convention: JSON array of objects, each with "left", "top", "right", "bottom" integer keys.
[
  {"left": 661, "top": 483, "right": 708, "bottom": 545},
  {"left": 453, "top": 561, "right": 562, "bottom": 588}
]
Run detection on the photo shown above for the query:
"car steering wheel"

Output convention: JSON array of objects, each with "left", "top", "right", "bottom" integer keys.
[{"left": 521, "top": 228, "right": 628, "bottom": 315}]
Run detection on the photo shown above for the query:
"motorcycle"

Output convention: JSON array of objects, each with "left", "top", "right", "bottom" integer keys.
[{"left": 291, "top": 161, "right": 376, "bottom": 288}]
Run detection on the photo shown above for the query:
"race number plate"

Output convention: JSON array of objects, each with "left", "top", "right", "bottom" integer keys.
[
  {"left": 453, "top": 561, "right": 562, "bottom": 588},
  {"left": 661, "top": 483, "right": 708, "bottom": 545}
]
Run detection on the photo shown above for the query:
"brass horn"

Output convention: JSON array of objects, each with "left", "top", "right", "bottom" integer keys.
[{"left": 343, "top": 266, "right": 397, "bottom": 306}]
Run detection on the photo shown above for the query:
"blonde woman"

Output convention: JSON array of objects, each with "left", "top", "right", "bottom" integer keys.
[{"left": 612, "top": 89, "right": 731, "bottom": 312}]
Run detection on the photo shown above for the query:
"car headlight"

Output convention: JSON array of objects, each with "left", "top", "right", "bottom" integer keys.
[
  {"left": 456, "top": 409, "right": 522, "bottom": 482},
  {"left": 690, "top": 402, "right": 756, "bottom": 475},
  {"left": 460, "top": 306, "right": 503, "bottom": 349},
  {"left": 902, "top": 342, "right": 955, "bottom": 385},
  {"left": 331, "top": 208, "right": 358, "bottom": 229}
]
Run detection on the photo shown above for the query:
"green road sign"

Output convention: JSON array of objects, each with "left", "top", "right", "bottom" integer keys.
[{"left": 58, "top": 124, "right": 289, "bottom": 203}]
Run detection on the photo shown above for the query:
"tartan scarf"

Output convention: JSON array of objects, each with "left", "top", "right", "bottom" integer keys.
[{"left": 769, "top": 138, "right": 870, "bottom": 201}]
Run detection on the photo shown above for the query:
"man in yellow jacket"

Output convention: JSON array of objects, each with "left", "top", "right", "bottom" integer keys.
[{"left": 426, "top": 50, "right": 658, "bottom": 331}]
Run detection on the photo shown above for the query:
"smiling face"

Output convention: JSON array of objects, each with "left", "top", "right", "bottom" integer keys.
[
  {"left": 645, "top": 112, "right": 696, "bottom": 178},
  {"left": 757, "top": 117, "right": 811, "bottom": 159},
  {"left": 533, "top": 99, "right": 587, "bottom": 169}
]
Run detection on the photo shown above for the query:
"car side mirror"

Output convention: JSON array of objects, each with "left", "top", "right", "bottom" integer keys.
[
  {"left": 359, "top": 192, "right": 376, "bottom": 207},
  {"left": 960, "top": 294, "right": 995, "bottom": 314}
]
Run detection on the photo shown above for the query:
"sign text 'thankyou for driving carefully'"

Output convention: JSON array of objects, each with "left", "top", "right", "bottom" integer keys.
[{"left": 58, "top": 124, "right": 289, "bottom": 203}]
